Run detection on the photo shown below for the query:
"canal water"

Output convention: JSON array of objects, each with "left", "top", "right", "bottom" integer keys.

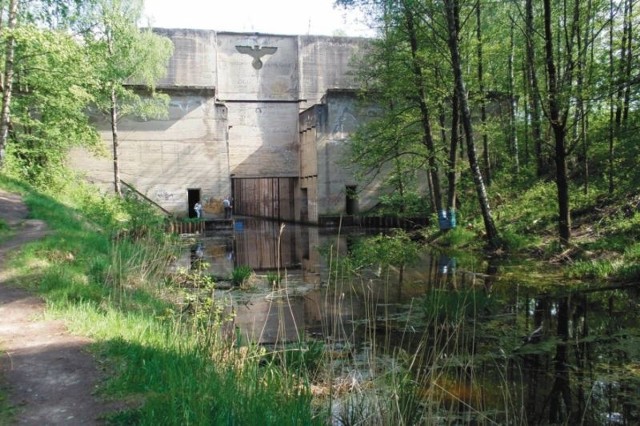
[{"left": 178, "top": 217, "right": 640, "bottom": 425}]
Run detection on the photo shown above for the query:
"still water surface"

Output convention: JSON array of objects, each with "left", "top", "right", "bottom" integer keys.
[{"left": 181, "top": 217, "right": 639, "bottom": 425}]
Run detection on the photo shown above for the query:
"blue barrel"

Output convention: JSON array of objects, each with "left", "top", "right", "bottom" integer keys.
[
  {"left": 234, "top": 220, "right": 244, "bottom": 231},
  {"left": 438, "top": 210, "right": 450, "bottom": 230},
  {"left": 448, "top": 209, "right": 457, "bottom": 228}
]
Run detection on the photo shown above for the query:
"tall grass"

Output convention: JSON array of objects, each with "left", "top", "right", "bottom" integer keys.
[
  {"left": 7, "top": 171, "right": 628, "bottom": 424},
  {"left": 308, "top": 230, "right": 528, "bottom": 425},
  {"left": 0, "top": 219, "right": 10, "bottom": 245},
  {"left": 0, "top": 174, "right": 321, "bottom": 425}
]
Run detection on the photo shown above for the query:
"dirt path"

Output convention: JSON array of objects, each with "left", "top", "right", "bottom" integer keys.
[{"left": 0, "top": 190, "right": 113, "bottom": 425}]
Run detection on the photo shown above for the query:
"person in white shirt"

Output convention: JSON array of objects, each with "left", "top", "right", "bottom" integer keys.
[{"left": 222, "top": 197, "right": 232, "bottom": 219}]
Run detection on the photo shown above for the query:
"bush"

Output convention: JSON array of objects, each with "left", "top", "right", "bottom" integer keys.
[
  {"left": 231, "top": 265, "right": 253, "bottom": 287},
  {"left": 266, "top": 270, "right": 281, "bottom": 288}
]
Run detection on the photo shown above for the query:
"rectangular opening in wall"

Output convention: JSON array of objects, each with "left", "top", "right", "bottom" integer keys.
[
  {"left": 187, "top": 188, "right": 201, "bottom": 218},
  {"left": 346, "top": 185, "right": 357, "bottom": 215},
  {"left": 300, "top": 188, "right": 308, "bottom": 222}
]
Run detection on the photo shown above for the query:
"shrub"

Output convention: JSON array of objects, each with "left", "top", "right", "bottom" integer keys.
[
  {"left": 266, "top": 270, "right": 281, "bottom": 288},
  {"left": 231, "top": 265, "right": 253, "bottom": 287}
]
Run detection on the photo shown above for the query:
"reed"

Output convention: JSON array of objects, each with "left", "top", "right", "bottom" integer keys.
[
  {"left": 0, "top": 177, "right": 322, "bottom": 425},
  {"left": 0, "top": 174, "right": 527, "bottom": 424},
  {"left": 303, "top": 230, "right": 528, "bottom": 425}
]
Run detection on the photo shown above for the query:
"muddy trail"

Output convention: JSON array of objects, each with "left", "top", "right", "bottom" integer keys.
[{"left": 0, "top": 189, "right": 116, "bottom": 425}]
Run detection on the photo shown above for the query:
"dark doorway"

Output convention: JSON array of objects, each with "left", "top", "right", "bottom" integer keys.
[
  {"left": 187, "top": 188, "right": 201, "bottom": 218},
  {"left": 346, "top": 185, "right": 358, "bottom": 215},
  {"left": 300, "top": 188, "right": 308, "bottom": 223}
]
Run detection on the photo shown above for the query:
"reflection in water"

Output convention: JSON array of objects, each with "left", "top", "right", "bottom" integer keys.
[
  {"left": 438, "top": 254, "right": 456, "bottom": 274},
  {"left": 189, "top": 218, "right": 640, "bottom": 424},
  {"left": 234, "top": 218, "right": 299, "bottom": 270}
]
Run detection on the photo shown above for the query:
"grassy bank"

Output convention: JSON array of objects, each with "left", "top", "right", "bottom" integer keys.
[
  {"left": 2, "top": 170, "right": 637, "bottom": 424},
  {"left": 425, "top": 178, "right": 640, "bottom": 283},
  {"left": 0, "top": 175, "right": 320, "bottom": 425}
]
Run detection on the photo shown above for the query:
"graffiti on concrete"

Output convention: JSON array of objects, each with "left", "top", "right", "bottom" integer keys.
[
  {"left": 156, "top": 190, "right": 176, "bottom": 201},
  {"left": 169, "top": 99, "right": 204, "bottom": 113},
  {"left": 332, "top": 107, "right": 358, "bottom": 140}
]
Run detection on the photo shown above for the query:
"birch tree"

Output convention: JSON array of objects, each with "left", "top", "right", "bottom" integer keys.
[
  {"left": 86, "top": 0, "right": 173, "bottom": 196},
  {"left": 443, "top": 0, "right": 500, "bottom": 248}
]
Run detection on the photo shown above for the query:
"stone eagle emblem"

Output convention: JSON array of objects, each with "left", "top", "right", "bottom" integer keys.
[{"left": 235, "top": 45, "right": 278, "bottom": 70}]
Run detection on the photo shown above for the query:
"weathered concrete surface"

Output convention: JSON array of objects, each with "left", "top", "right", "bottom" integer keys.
[
  {"left": 69, "top": 30, "right": 370, "bottom": 218},
  {"left": 71, "top": 92, "right": 230, "bottom": 214},
  {"left": 154, "top": 28, "right": 217, "bottom": 89},
  {"left": 227, "top": 102, "right": 299, "bottom": 177},
  {"left": 216, "top": 33, "right": 299, "bottom": 102},
  {"left": 298, "top": 90, "right": 382, "bottom": 222},
  {"left": 298, "top": 36, "right": 366, "bottom": 107}
]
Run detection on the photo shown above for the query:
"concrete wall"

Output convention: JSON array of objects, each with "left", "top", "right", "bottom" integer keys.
[
  {"left": 69, "top": 29, "right": 368, "bottom": 218},
  {"left": 315, "top": 90, "right": 381, "bottom": 218},
  {"left": 154, "top": 28, "right": 217, "bottom": 88},
  {"left": 71, "top": 91, "right": 229, "bottom": 214},
  {"left": 298, "top": 36, "right": 367, "bottom": 107}
]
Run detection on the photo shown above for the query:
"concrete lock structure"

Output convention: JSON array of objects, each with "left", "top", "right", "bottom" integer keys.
[{"left": 70, "top": 29, "right": 385, "bottom": 224}]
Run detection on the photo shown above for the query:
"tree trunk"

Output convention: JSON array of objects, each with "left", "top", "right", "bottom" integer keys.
[
  {"left": 402, "top": 0, "right": 443, "bottom": 214},
  {"left": 577, "top": 0, "right": 593, "bottom": 195},
  {"left": 621, "top": 0, "right": 632, "bottom": 123},
  {"left": 608, "top": 0, "right": 615, "bottom": 194},
  {"left": 549, "top": 297, "right": 573, "bottom": 424},
  {"left": 444, "top": 0, "right": 499, "bottom": 248},
  {"left": 476, "top": 3, "right": 490, "bottom": 186},
  {"left": 110, "top": 87, "right": 122, "bottom": 196},
  {"left": 525, "top": 0, "right": 545, "bottom": 178},
  {"left": 522, "top": 61, "right": 530, "bottom": 164},
  {"left": 615, "top": 0, "right": 631, "bottom": 128},
  {"left": 508, "top": 21, "right": 519, "bottom": 175},
  {"left": 543, "top": 0, "right": 571, "bottom": 244},
  {"left": 0, "top": 0, "right": 18, "bottom": 168},
  {"left": 447, "top": 90, "right": 459, "bottom": 211}
]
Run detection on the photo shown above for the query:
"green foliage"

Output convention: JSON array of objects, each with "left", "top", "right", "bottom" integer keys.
[
  {"left": 0, "top": 384, "right": 15, "bottom": 426},
  {"left": 512, "top": 337, "right": 560, "bottom": 357},
  {"left": 323, "top": 230, "right": 422, "bottom": 285},
  {"left": 266, "top": 270, "right": 281, "bottom": 288},
  {"left": 267, "top": 340, "right": 325, "bottom": 380},
  {"left": 117, "top": 190, "right": 170, "bottom": 242},
  {"left": 569, "top": 242, "right": 640, "bottom": 281},
  {"left": 376, "top": 189, "right": 430, "bottom": 216},
  {"left": 434, "top": 226, "right": 477, "bottom": 248},
  {"left": 350, "top": 229, "right": 420, "bottom": 269},
  {"left": 421, "top": 288, "right": 497, "bottom": 324},
  {"left": 493, "top": 181, "right": 558, "bottom": 237},
  {"left": 96, "top": 335, "right": 318, "bottom": 425},
  {"left": 85, "top": 0, "right": 173, "bottom": 113},
  {"left": 77, "top": 0, "right": 173, "bottom": 195},
  {"left": 0, "top": 177, "right": 321, "bottom": 425},
  {"left": 0, "top": 219, "right": 10, "bottom": 243},
  {"left": 500, "top": 229, "right": 539, "bottom": 251},
  {"left": 3, "top": 26, "right": 101, "bottom": 185},
  {"left": 618, "top": 252, "right": 639, "bottom": 281},
  {"left": 230, "top": 265, "right": 253, "bottom": 287}
]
